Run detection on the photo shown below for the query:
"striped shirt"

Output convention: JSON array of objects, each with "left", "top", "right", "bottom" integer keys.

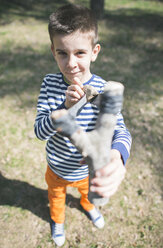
[{"left": 34, "top": 73, "right": 132, "bottom": 181}]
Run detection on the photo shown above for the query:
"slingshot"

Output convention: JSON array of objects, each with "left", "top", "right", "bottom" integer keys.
[{"left": 51, "top": 81, "right": 124, "bottom": 206}]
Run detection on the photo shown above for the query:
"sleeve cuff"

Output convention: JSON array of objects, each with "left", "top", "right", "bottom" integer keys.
[{"left": 111, "top": 142, "right": 129, "bottom": 165}]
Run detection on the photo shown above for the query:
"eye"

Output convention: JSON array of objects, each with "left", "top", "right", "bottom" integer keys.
[
  {"left": 57, "top": 51, "right": 67, "bottom": 56},
  {"left": 77, "top": 51, "right": 86, "bottom": 56}
]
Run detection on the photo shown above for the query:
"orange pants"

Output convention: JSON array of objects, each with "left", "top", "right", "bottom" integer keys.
[{"left": 45, "top": 166, "right": 94, "bottom": 223}]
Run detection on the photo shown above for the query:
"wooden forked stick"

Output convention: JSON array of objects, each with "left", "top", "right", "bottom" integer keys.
[{"left": 51, "top": 81, "right": 124, "bottom": 206}]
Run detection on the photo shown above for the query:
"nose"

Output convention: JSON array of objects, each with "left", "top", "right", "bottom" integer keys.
[{"left": 67, "top": 54, "right": 77, "bottom": 69}]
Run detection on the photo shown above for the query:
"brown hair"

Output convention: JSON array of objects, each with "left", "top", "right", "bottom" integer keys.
[{"left": 48, "top": 4, "right": 98, "bottom": 46}]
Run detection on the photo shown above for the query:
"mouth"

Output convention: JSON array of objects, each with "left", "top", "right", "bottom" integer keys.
[
  {"left": 64, "top": 72, "right": 81, "bottom": 84},
  {"left": 66, "top": 71, "right": 80, "bottom": 76}
]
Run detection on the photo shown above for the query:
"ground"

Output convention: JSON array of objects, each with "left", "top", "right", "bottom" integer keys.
[{"left": 0, "top": 0, "right": 163, "bottom": 247}]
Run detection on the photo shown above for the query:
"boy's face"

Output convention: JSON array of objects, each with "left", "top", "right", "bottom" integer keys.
[{"left": 51, "top": 30, "right": 100, "bottom": 84}]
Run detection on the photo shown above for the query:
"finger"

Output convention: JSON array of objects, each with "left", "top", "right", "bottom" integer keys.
[
  {"left": 72, "top": 77, "right": 84, "bottom": 89},
  {"left": 90, "top": 181, "right": 119, "bottom": 197},
  {"left": 68, "top": 85, "right": 84, "bottom": 97},
  {"left": 98, "top": 186, "right": 119, "bottom": 198},
  {"left": 91, "top": 168, "right": 125, "bottom": 187},
  {"left": 66, "top": 90, "right": 81, "bottom": 100},
  {"left": 95, "top": 159, "right": 120, "bottom": 178}
]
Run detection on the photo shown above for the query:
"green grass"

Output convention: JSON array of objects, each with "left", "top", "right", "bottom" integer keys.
[{"left": 0, "top": 0, "right": 163, "bottom": 247}]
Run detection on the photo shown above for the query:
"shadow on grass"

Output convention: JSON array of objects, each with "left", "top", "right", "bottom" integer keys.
[
  {"left": 96, "top": 8, "right": 163, "bottom": 88},
  {"left": 0, "top": 0, "right": 89, "bottom": 24},
  {"left": 0, "top": 46, "right": 54, "bottom": 99},
  {"left": 0, "top": 172, "right": 83, "bottom": 222},
  {"left": 0, "top": 7, "right": 162, "bottom": 99},
  {"left": 0, "top": 0, "right": 68, "bottom": 24},
  {"left": 104, "top": 8, "right": 163, "bottom": 32}
]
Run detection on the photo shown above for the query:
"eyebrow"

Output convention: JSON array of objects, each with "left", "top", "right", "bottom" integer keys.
[
  {"left": 55, "top": 48, "right": 88, "bottom": 52},
  {"left": 56, "top": 49, "right": 66, "bottom": 52}
]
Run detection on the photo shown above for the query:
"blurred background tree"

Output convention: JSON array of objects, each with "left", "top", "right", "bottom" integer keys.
[{"left": 90, "top": 0, "right": 105, "bottom": 19}]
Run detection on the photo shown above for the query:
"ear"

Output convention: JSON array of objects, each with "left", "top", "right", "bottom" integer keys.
[
  {"left": 51, "top": 44, "right": 55, "bottom": 58},
  {"left": 91, "top": 43, "right": 101, "bottom": 62}
]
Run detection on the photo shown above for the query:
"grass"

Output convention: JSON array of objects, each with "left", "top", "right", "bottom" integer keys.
[{"left": 0, "top": 0, "right": 163, "bottom": 247}]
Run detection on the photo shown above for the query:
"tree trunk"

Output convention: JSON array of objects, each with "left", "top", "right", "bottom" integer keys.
[{"left": 90, "top": 0, "right": 105, "bottom": 19}]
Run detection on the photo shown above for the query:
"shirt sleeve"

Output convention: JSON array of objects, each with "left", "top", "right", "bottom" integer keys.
[
  {"left": 34, "top": 78, "right": 66, "bottom": 141},
  {"left": 111, "top": 112, "right": 132, "bottom": 165}
]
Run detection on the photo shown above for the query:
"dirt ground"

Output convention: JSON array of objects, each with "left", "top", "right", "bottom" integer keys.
[{"left": 0, "top": 0, "right": 163, "bottom": 247}]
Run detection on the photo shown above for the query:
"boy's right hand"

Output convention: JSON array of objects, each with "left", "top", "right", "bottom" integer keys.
[{"left": 65, "top": 77, "right": 84, "bottom": 109}]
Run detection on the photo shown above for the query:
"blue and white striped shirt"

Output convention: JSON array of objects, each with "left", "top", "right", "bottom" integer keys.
[{"left": 34, "top": 73, "right": 132, "bottom": 181}]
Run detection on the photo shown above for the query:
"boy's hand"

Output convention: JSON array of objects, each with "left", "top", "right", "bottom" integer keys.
[
  {"left": 65, "top": 77, "right": 84, "bottom": 109},
  {"left": 90, "top": 149, "right": 126, "bottom": 198}
]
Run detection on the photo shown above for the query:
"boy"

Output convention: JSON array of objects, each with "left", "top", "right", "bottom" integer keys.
[{"left": 34, "top": 4, "right": 131, "bottom": 247}]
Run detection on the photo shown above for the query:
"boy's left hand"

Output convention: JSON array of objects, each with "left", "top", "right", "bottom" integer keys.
[
  {"left": 65, "top": 77, "right": 84, "bottom": 109},
  {"left": 90, "top": 149, "right": 126, "bottom": 198}
]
